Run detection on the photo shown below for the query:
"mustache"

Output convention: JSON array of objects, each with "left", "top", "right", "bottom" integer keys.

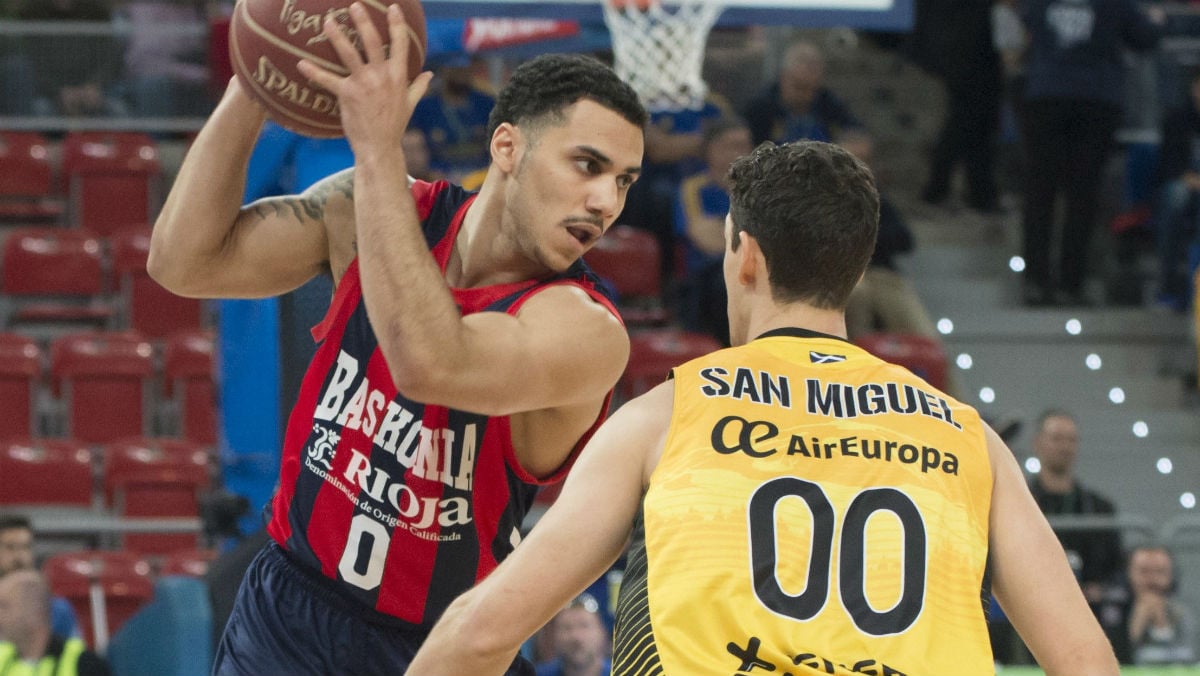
[{"left": 564, "top": 216, "right": 604, "bottom": 229}]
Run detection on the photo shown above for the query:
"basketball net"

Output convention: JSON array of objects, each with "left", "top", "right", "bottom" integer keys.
[{"left": 601, "top": 0, "right": 724, "bottom": 112}]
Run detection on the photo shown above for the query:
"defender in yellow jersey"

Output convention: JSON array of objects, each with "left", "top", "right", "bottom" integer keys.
[{"left": 407, "top": 141, "right": 1119, "bottom": 676}]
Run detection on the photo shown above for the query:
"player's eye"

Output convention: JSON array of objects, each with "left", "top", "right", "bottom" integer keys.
[{"left": 576, "top": 158, "right": 601, "bottom": 175}]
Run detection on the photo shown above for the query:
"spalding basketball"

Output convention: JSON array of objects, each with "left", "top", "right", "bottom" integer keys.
[{"left": 229, "top": 0, "right": 427, "bottom": 138}]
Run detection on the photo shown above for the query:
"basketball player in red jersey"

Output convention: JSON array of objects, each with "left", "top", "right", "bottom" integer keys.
[{"left": 148, "top": 5, "right": 646, "bottom": 674}]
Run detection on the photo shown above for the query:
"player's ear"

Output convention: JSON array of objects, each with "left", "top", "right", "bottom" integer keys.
[
  {"left": 737, "top": 231, "right": 760, "bottom": 286},
  {"left": 491, "top": 122, "right": 519, "bottom": 173}
]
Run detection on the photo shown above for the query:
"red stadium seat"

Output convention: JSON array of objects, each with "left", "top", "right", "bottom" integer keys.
[
  {"left": 111, "top": 226, "right": 205, "bottom": 339},
  {"left": 0, "top": 131, "right": 64, "bottom": 223},
  {"left": 50, "top": 331, "right": 155, "bottom": 443},
  {"left": 0, "top": 438, "right": 94, "bottom": 507},
  {"left": 584, "top": 225, "right": 670, "bottom": 326},
  {"left": 103, "top": 437, "right": 211, "bottom": 555},
  {"left": 159, "top": 548, "right": 218, "bottom": 578},
  {"left": 43, "top": 550, "right": 154, "bottom": 649},
  {"left": 618, "top": 328, "right": 724, "bottom": 404},
  {"left": 1, "top": 227, "right": 114, "bottom": 328},
  {"left": 62, "top": 132, "right": 160, "bottom": 236},
  {"left": 163, "top": 330, "right": 216, "bottom": 444},
  {"left": 0, "top": 333, "right": 42, "bottom": 439},
  {"left": 852, "top": 333, "right": 949, "bottom": 391}
]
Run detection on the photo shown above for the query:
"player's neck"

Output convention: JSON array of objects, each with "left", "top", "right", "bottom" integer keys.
[
  {"left": 450, "top": 186, "right": 545, "bottom": 288},
  {"left": 741, "top": 302, "right": 848, "bottom": 345}
]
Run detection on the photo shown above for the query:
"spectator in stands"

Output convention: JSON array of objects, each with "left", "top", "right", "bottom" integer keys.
[
  {"left": 741, "top": 40, "right": 866, "bottom": 147},
  {"left": 0, "top": 570, "right": 109, "bottom": 676},
  {"left": 1125, "top": 545, "right": 1197, "bottom": 664},
  {"left": 118, "top": 0, "right": 211, "bottom": 118},
  {"left": 912, "top": 0, "right": 1004, "bottom": 213},
  {"left": 1094, "top": 544, "right": 1198, "bottom": 664},
  {"left": 1152, "top": 67, "right": 1200, "bottom": 313},
  {"left": 1019, "top": 0, "right": 1163, "bottom": 306},
  {"left": 0, "top": 515, "right": 78, "bottom": 640},
  {"left": 16, "top": 0, "right": 124, "bottom": 117},
  {"left": 621, "top": 92, "right": 734, "bottom": 285},
  {"left": 674, "top": 116, "right": 753, "bottom": 346},
  {"left": 992, "top": 0, "right": 1028, "bottom": 196},
  {"left": 535, "top": 594, "right": 611, "bottom": 676},
  {"left": 409, "top": 56, "right": 495, "bottom": 181},
  {"left": 403, "top": 128, "right": 446, "bottom": 184},
  {"left": 1027, "top": 410, "right": 1124, "bottom": 601}
]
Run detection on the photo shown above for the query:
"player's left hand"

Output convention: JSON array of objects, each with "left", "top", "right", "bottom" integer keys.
[{"left": 297, "top": 2, "right": 432, "bottom": 159}]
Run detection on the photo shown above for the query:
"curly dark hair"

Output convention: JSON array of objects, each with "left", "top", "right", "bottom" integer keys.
[
  {"left": 728, "top": 141, "right": 879, "bottom": 309},
  {"left": 487, "top": 54, "right": 648, "bottom": 138}
]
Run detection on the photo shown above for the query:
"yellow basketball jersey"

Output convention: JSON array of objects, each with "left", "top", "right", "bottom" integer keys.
[{"left": 613, "top": 328, "right": 994, "bottom": 676}]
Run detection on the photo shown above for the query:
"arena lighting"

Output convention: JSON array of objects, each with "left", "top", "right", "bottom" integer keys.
[
  {"left": 979, "top": 387, "right": 995, "bottom": 404},
  {"left": 937, "top": 318, "right": 954, "bottom": 335},
  {"left": 1008, "top": 256, "right": 1025, "bottom": 272},
  {"left": 1182, "top": 492, "right": 1196, "bottom": 509},
  {"left": 1156, "top": 458, "right": 1173, "bottom": 474},
  {"left": 956, "top": 353, "right": 973, "bottom": 370},
  {"left": 1085, "top": 353, "right": 1102, "bottom": 370},
  {"left": 1065, "top": 319, "right": 1082, "bottom": 335},
  {"left": 1025, "top": 458, "right": 1041, "bottom": 473},
  {"left": 1108, "top": 387, "right": 1125, "bottom": 404},
  {"left": 1132, "top": 421, "right": 1149, "bottom": 438}
]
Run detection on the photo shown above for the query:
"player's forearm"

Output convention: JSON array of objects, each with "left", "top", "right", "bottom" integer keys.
[
  {"left": 1035, "top": 636, "right": 1120, "bottom": 676},
  {"left": 149, "top": 81, "right": 266, "bottom": 292},
  {"left": 408, "top": 591, "right": 525, "bottom": 676},
  {"left": 353, "top": 152, "right": 468, "bottom": 398}
]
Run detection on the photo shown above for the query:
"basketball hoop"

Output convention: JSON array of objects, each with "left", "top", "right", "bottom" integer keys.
[{"left": 601, "top": 0, "right": 724, "bottom": 112}]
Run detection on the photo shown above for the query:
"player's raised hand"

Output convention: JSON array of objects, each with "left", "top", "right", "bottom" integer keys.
[{"left": 297, "top": 3, "right": 432, "bottom": 158}]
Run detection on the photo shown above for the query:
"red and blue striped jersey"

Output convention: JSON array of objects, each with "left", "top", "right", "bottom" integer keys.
[{"left": 267, "top": 180, "right": 620, "bottom": 628}]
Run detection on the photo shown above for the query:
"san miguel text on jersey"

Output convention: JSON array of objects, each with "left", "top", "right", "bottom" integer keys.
[{"left": 698, "top": 368, "right": 963, "bottom": 475}]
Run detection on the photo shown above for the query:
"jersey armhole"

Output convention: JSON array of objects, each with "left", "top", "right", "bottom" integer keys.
[{"left": 311, "top": 258, "right": 361, "bottom": 343}]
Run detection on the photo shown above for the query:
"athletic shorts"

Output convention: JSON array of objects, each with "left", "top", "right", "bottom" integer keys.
[{"left": 213, "top": 542, "right": 536, "bottom": 676}]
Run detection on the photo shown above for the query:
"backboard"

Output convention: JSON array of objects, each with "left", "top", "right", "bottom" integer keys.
[{"left": 420, "top": 0, "right": 913, "bottom": 31}]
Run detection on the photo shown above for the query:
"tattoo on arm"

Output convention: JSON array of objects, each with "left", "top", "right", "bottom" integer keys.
[{"left": 247, "top": 171, "right": 355, "bottom": 224}]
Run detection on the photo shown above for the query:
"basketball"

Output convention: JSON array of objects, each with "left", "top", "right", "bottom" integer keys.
[{"left": 229, "top": 0, "right": 428, "bottom": 138}]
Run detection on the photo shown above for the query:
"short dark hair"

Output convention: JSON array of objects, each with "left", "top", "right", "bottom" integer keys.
[
  {"left": 727, "top": 141, "right": 879, "bottom": 308},
  {"left": 0, "top": 514, "right": 32, "bottom": 534},
  {"left": 487, "top": 54, "right": 648, "bottom": 139}
]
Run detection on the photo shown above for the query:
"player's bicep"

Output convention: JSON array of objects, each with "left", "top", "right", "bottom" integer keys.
[
  {"left": 208, "top": 170, "right": 352, "bottom": 298},
  {"left": 450, "top": 285, "right": 629, "bottom": 415}
]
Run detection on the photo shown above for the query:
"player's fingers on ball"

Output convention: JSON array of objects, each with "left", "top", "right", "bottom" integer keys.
[
  {"left": 323, "top": 15, "right": 363, "bottom": 70},
  {"left": 297, "top": 59, "right": 339, "bottom": 91},
  {"left": 385, "top": 5, "right": 412, "bottom": 81},
  {"left": 350, "top": 3, "right": 386, "bottom": 65}
]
